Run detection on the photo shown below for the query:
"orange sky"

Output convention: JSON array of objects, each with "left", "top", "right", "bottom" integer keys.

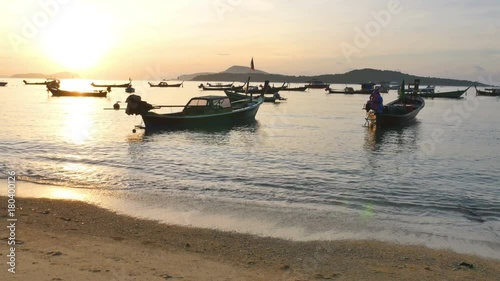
[{"left": 1, "top": 0, "right": 499, "bottom": 83}]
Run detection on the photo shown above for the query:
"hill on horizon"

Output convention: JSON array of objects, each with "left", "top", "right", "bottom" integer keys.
[
  {"left": 190, "top": 67, "right": 487, "bottom": 86},
  {"left": 11, "top": 72, "right": 80, "bottom": 79},
  {"left": 179, "top": 65, "right": 266, "bottom": 81}
]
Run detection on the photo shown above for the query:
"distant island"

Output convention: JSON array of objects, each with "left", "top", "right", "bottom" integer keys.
[
  {"left": 10, "top": 72, "right": 80, "bottom": 79},
  {"left": 185, "top": 67, "right": 486, "bottom": 87}
]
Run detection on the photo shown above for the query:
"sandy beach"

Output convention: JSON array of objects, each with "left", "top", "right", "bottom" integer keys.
[{"left": 2, "top": 196, "right": 499, "bottom": 281}]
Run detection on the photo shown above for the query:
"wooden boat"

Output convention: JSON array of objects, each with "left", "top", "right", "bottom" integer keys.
[
  {"left": 24, "top": 79, "right": 60, "bottom": 88},
  {"left": 123, "top": 94, "right": 264, "bottom": 131},
  {"left": 23, "top": 80, "right": 46, "bottom": 85},
  {"left": 475, "top": 86, "right": 500, "bottom": 97},
  {"left": 148, "top": 81, "right": 184, "bottom": 88},
  {"left": 0, "top": 82, "right": 8, "bottom": 86},
  {"left": 283, "top": 84, "right": 308, "bottom": 92},
  {"left": 305, "top": 80, "right": 330, "bottom": 89},
  {"left": 327, "top": 83, "right": 376, "bottom": 94},
  {"left": 224, "top": 90, "right": 286, "bottom": 103},
  {"left": 233, "top": 85, "right": 281, "bottom": 95},
  {"left": 404, "top": 85, "right": 435, "bottom": 94},
  {"left": 327, "top": 87, "right": 373, "bottom": 94},
  {"left": 206, "top": 82, "right": 234, "bottom": 88},
  {"left": 47, "top": 87, "right": 108, "bottom": 97},
  {"left": 199, "top": 84, "right": 233, "bottom": 91},
  {"left": 91, "top": 82, "right": 130, "bottom": 88},
  {"left": 365, "top": 94, "right": 425, "bottom": 127},
  {"left": 417, "top": 86, "right": 470, "bottom": 99}
]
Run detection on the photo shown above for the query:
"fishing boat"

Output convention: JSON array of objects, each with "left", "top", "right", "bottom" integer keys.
[
  {"left": 326, "top": 83, "right": 375, "bottom": 94},
  {"left": 364, "top": 81, "right": 425, "bottom": 127},
  {"left": 47, "top": 87, "right": 108, "bottom": 97},
  {"left": 233, "top": 84, "right": 281, "bottom": 95},
  {"left": 405, "top": 81, "right": 435, "bottom": 94},
  {"left": 24, "top": 79, "right": 60, "bottom": 88},
  {"left": 224, "top": 90, "right": 286, "bottom": 103},
  {"left": 148, "top": 81, "right": 184, "bottom": 88},
  {"left": 0, "top": 82, "right": 8, "bottom": 86},
  {"left": 206, "top": 82, "right": 234, "bottom": 88},
  {"left": 475, "top": 86, "right": 500, "bottom": 97},
  {"left": 417, "top": 86, "right": 471, "bottom": 99},
  {"left": 91, "top": 82, "right": 131, "bottom": 88},
  {"left": 23, "top": 80, "right": 47, "bottom": 85},
  {"left": 283, "top": 83, "right": 308, "bottom": 92},
  {"left": 199, "top": 84, "right": 234, "bottom": 91},
  {"left": 122, "top": 94, "right": 264, "bottom": 131},
  {"left": 327, "top": 87, "right": 373, "bottom": 94},
  {"left": 305, "top": 80, "right": 330, "bottom": 89}
]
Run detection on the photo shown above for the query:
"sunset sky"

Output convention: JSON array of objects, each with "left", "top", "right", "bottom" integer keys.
[{"left": 1, "top": 0, "right": 499, "bottom": 83}]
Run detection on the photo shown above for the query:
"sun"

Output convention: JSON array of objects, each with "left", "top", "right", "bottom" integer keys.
[{"left": 40, "top": 5, "right": 115, "bottom": 72}]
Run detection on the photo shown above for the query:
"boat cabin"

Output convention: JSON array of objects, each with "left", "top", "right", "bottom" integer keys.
[{"left": 183, "top": 96, "right": 233, "bottom": 115}]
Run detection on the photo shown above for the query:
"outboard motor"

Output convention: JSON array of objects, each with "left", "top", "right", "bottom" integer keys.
[{"left": 125, "top": 95, "right": 154, "bottom": 115}]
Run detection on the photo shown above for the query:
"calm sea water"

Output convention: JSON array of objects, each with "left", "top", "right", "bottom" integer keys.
[{"left": 1, "top": 78, "right": 499, "bottom": 258}]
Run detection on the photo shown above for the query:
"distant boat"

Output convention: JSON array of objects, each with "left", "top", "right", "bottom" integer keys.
[
  {"left": 283, "top": 83, "right": 308, "bottom": 92},
  {"left": 24, "top": 79, "right": 60, "bottom": 88},
  {"left": 91, "top": 82, "right": 131, "bottom": 88},
  {"left": 123, "top": 94, "right": 264, "bottom": 131},
  {"left": 418, "top": 86, "right": 471, "bottom": 99},
  {"left": 224, "top": 90, "right": 286, "bottom": 103},
  {"left": 199, "top": 84, "right": 233, "bottom": 91},
  {"left": 23, "top": 80, "right": 46, "bottom": 85},
  {"left": 327, "top": 87, "right": 373, "bottom": 95},
  {"left": 0, "top": 82, "right": 8, "bottom": 87},
  {"left": 201, "top": 82, "right": 234, "bottom": 88},
  {"left": 148, "top": 81, "right": 184, "bottom": 88},
  {"left": 47, "top": 87, "right": 108, "bottom": 97},
  {"left": 405, "top": 85, "right": 436, "bottom": 94},
  {"left": 475, "top": 86, "right": 500, "bottom": 97},
  {"left": 305, "top": 80, "right": 330, "bottom": 89},
  {"left": 326, "top": 83, "right": 375, "bottom": 94}
]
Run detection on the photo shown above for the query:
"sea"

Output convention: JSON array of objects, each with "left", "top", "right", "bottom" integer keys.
[{"left": 1, "top": 78, "right": 499, "bottom": 259}]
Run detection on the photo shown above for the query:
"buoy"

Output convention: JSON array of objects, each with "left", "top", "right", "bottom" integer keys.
[{"left": 113, "top": 102, "right": 120, "bottom": 110}]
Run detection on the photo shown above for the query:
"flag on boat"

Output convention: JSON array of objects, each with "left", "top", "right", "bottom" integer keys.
[{"left": 250, "top": 57, "right": 254, "bottom": 71}]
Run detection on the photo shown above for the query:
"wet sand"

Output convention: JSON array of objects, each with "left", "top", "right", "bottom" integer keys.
[{"left": 2, "top": 196, "right": 499, "bottom": 281}]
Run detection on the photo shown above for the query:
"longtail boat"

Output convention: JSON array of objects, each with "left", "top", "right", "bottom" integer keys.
[
  {"left": 417, "top": 86, "right": 470, "bottom": 99},
  {"left": 148, "top": 81, "right": 184, "bottom": 88},
  {"left": 224, "top": 90, "right": 286, "bottom": 103},
  {"left": 475, "top": 86, "right": 500, "bottom": 97},
  {"left": 91, "top": 82, "right": 130, "bottom": 88},
  {"left": 47, "top": 87, "right": 108, "bottom": 97},
  {"left": 0, "top": 82, "right": 8, "bottom": 86},
  {"left": 122, "top": 94, "right": 263, "bottom": 131},
  {"left": 364, "top": 81, "right": 425, "bottom": 127}
]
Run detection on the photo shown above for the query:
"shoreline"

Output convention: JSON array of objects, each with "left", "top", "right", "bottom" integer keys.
[{"left": 2, "top": 196, "right": 499, "bottom": 280}]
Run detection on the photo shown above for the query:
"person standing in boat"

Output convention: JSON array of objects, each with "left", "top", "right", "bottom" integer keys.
[{"left": 366, "top": 88, "right": 383, "bottom": 113}]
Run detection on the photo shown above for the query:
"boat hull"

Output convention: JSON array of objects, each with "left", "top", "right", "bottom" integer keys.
[
  {"left": 327, "top": 89, "right": 373, "bottom": 94},
  {"left": 91, "top": 83, "right": 130, "bottom": 88},
  {"left": 369, "top": 95, "right": 425, "bottom": 127},
  {"left": 418, "top": 90, "right": 466, "bottom": 99},
  {"left": 0, "top": 82, "right": 8, "bottom": 86},
  {"left": 48, "top": 87, "right": 107, "bottom": 97},
  {"left": 225, "top": 90, "right": 280, "bottom": 103},
  {"left": 140, "top": 100, "right": 262, "bottom": 131},
  {"left": 149, "top": 82, "right": 183, "bottom": 88},
  {"left": 475, "top": 87, "right": 500, "bottom": 96}
]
